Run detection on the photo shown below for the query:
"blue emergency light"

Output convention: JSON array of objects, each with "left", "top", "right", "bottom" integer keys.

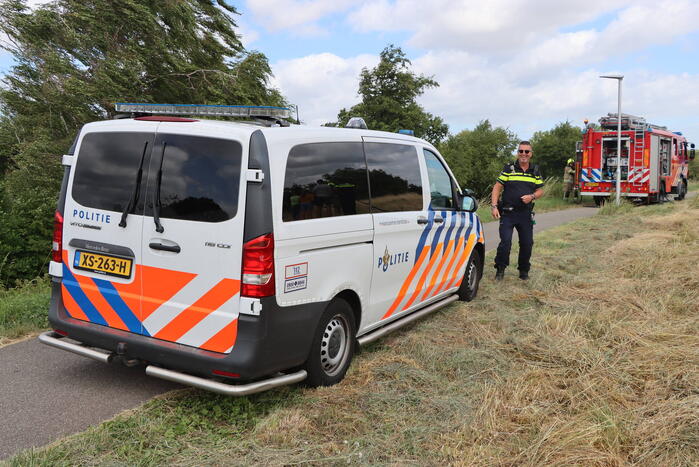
[{"left": 398, "top": 129, "right": 414, "bottom": 135}]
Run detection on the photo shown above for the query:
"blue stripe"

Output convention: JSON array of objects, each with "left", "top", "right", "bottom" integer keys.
[
  {"left": 414, "top": 210, "right": 435, "bottom": 264},
  {"left": 61, "top": 267, "right": 108, "bottom": 326},
  {"left": 92, "top": 278, "right": 147, "bottom": 336},
  {"left": 452, "top": 213, "right": 466, "bottom": 253},
  {"left": 430, "top": 211, "right": 448, "bottom": 255},
  {"left": 462, "top": 214, "right": 474, "bottom": 244},
  {"left": 442, "top": 211, "right": 458, "bottom": 253}
]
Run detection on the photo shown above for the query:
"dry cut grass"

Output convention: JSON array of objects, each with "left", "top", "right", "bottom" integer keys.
[{"left": 10, "top": 200, "right": 699, "bottom": 466}]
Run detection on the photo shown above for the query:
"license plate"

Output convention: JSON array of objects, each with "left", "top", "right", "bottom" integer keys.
[
  {"left": 73, "top": 250, "right": 133, "bottom": 279},
  {"left": 585, "top": 182, "right": 599, "bottom": 187}
]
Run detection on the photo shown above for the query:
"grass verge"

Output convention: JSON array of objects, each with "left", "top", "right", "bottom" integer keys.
[
  {"left": 0, "top": 276, "right": 50, "bottom": 347},
  {"left": 9, "top": 198, "right": 699, "bottom": 465}
]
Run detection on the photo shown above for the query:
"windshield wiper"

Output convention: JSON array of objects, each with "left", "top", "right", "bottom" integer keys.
[
  {"left": 153, "top": 142, "right": 166, "bottom": 233},
  {"left": 119, "top": 141, "right": 149, "bottom": 228}
]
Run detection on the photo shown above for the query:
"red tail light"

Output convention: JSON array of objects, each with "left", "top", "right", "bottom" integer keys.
[
  {"left": 241, "top": 233, "right": 275, "bottom": 297},
  {"left": 52, "top": 211, "right": 63, "bottom": 263}
]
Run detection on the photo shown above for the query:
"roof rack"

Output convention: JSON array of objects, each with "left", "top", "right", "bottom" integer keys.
[
  {"left": 599, "top": 112, "right": 667, "bottom": 131},
  {"left": 114, "top": 103, "right": 292, "bottom": 126}
]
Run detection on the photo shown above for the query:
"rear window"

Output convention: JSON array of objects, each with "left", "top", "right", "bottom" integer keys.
[
  {"left": 72, "top": 132, "right": 154, "bottom": 213},
  {"left": 152, "top": 135, "right": 242, "bottom": 223}
]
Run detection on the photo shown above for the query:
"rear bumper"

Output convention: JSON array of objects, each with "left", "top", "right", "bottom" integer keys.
[
  {"left": 39, "top": 331, "right": 308, "bottom": 395},
  {"left": 47, "top": 281, "right": 326, "bottom": 381}
]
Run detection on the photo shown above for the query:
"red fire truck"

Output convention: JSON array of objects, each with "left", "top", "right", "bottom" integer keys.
[{"left": 578, "top": 113, "right": 695, "bottom": 204}]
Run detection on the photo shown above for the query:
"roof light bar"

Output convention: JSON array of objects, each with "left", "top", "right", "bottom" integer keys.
[{"left": 114, "top": 103, "right": 291, "bottom": 119}]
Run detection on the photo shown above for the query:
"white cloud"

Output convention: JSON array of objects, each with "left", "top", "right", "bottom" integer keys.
[
  {"left": 271, "top": 52, "right": 378, "bottom": 125},
  {"left": 270, "top": 48, "right": 699, "bottom": 145},
  {"left": 245, "top": 0, "right": 359, "bottom": 35},
  {"left": 348, "top": 0, "right": 632, "bottom": 54},
  {"left": 236, "top": 19, "right": 261, "bottom": 48}
]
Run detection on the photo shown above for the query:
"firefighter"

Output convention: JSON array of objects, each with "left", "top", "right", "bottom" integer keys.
[
  {"left": 563, "top": 158, "right": 575, "bottom": 199},
  {"left": 491, "top": 141, "right": 544, "bottom": 280}
]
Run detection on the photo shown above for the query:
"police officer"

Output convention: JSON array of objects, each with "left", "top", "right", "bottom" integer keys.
[{"left": 491, "top": 141, "right": 544, "bottom": 280}]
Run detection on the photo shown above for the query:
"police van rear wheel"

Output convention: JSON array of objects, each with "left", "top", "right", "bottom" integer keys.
[
  {"left": 458, "top": 249, "right": 482, "bottom": 302},
  {"left": 304, "top": 298, "right": 356, "bottom": 387}
]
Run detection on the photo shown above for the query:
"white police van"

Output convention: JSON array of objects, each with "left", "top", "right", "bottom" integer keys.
[{"left": 40, "top": 103, "right": 484, "bottom": 395}]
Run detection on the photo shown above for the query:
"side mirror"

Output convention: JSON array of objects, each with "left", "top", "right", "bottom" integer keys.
[
  {"left": 461, "top": 195, "right": 478, "bottom": 212},
  {"left": 691, "top": 143, "right": 696, "bottom": 160}
]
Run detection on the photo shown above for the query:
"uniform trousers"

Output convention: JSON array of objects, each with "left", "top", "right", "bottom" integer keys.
[{"left": 494, "top": 210, "right": 534, "bottom": 272}]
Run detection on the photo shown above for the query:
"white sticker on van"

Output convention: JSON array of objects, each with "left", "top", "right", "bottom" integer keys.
[
  {"left": 284, "top": 262, "right": 308, "bottom": 293},
  {"left": 285, "top": 262, "right": 308, "bottom": 279},
  {"left": 284, "top": 277, "right": 307, "bottom": 293}
]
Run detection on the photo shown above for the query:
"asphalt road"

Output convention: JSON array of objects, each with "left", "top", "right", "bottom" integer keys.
[{"left": 0, "top": 205, "right": 599, "bottom": 460}]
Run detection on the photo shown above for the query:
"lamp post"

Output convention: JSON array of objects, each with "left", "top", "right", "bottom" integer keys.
[{"left": 600, "top": 74, "right": 624, "bottom": 205}]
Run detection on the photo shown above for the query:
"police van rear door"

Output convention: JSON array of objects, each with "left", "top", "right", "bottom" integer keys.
[
  {"left": 62, "top": 120, "right": 157, "bottom": 335},
  {"left": 137, "top": 122, "right": 247, "bottom": 353}
]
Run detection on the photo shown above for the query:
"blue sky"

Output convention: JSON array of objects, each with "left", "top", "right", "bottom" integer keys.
[{"left": 2, "top": 0, "right": 699, "bottom": 147}]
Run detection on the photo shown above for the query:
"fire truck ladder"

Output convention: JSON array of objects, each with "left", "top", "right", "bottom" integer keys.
[{"left": 631, "top": 128, "right": 646, "bottom": 183}]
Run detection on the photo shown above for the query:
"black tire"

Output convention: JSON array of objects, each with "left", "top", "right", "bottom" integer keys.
[
  {"left": 677, "top": 180, "right": 687, "bottom": 201},
  {"left": 594, "top": 196, "right": 606, "bottom": 207},
  {"left": 303, "top": 298, "right": 356, "bottom": 387},
  {"left": 458, "top": 248, "right": 482, "bottom": 302}
]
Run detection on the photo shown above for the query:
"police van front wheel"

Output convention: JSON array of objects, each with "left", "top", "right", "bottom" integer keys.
[
  {"left": 304, "top": 298, "right": 356, "bottom": 387},
  {"left": 458, "top": 249, "right": 482, "bottom": 302}
]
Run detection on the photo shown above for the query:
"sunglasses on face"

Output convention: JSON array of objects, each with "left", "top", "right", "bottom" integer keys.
[{"left": 518, "top": 149, "right": 531, "bottom": 154}]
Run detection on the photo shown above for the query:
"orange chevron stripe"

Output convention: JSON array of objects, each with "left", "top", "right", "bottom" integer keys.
[
  {"left": 139, "top": 266, "right": 197, "bottom": 320},
  {"left": 421, "top": 239, "right": 454, "bottom": 300},
  {"left": 72, "top": 273, "right": 128, "bottom": 330},
  {"left": 61, "top": 284, "right": 89, "bottom": 321},
  {"left": 199, "top": 318, "right": 239, "bottom": 353},
  {"left": 402, "top": 243, "right": 442, "bottom": 311},
  {"left": 154, "top": 278, "right": 240, "bottom": 343},
  {"left": 445, "top": 234, "right": 476, "bottom": 290},
  {"left": 382, "top": 245, "right": 430, "bottom": 320},
  {"left": 431, "top": 233, "right": 466, "bottom": 296},
  {"left": 111, "top": 265, "right": 197, "bottom": 322}
]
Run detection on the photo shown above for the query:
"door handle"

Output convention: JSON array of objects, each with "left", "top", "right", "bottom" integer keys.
[
  {"left": 417, "top": 217, "right": 429, "bottom": 225},
  {"left": 434, "top": 217, "right": 444, "bottom": 224},
  {"left": 149, "top": 242, "right": 181, "bottom": 253}
]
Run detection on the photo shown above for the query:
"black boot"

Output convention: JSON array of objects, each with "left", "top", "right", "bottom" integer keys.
[
  {"left": 519, "top": 270, "right": 529, "bottom": 280},
  {"left": 495, "top": 267, "right": 505, "bottom": 281}
]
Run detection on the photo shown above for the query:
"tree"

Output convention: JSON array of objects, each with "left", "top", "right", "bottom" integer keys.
[
  {"left": 529, "top": 121, "right": 583, "bottom": 179},
  {"left": 438, "top": 120, "right": 519, "bottom": 198},
  {"left": 336, "top": 45, "right": 448, "bottom": 145},
  {"left": 0, "top": 0, "right": 285, "bottom": 286}
]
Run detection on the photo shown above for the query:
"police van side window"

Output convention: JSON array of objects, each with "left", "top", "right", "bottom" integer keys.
[
  {"left": 283, "top": 142, "right": 370, "bottom": 222},
  {"left": 423, "top": 149, "right": 455, "bottom": 209},
  {"left": 365, "top": 142, "right": 423, "bottom": 212},
  {"left": 72, "top": 132, "right": 155, "bottom": 213},
  {"left": 153, "top": 135, "right": 242, "bottom": 223}
]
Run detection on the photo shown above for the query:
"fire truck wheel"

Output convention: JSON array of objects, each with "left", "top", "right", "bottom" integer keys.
[
  {"left": 677, "top": 181, "right": 687, "bottom": 201},
  {"left": 458, "top": 249, "right": 482, "bottom": 302},
  {"left": 304, "top": 298, "right": 356, "bottom": 387},
  {"left": 594, "top": 196, "right": 606, "bottom": 207}
]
